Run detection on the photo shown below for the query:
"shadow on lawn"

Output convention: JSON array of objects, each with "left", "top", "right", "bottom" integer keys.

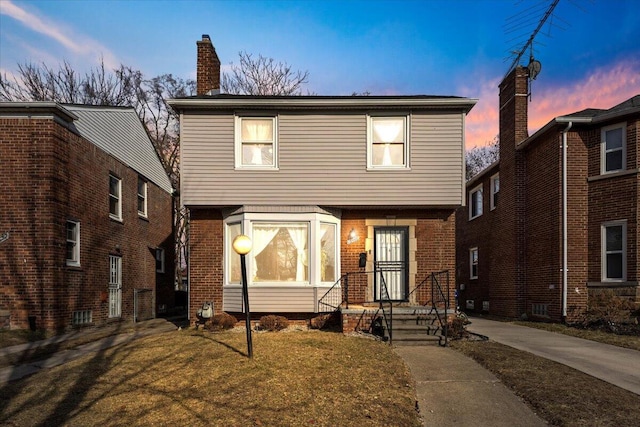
[{"left": 194, "top": 331, "right": 248, "bottom": 357}]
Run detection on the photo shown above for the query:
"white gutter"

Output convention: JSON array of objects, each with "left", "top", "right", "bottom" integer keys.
[{"left": 561, "top": 121, "right": 572, "bottom": 320}]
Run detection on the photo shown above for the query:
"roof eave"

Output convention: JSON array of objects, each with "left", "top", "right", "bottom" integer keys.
[
  {"left": 0, "top": 101, "right": 78, "bottom": 122},
  {"left": 167, "top": 97, "right": 478, "bottom": 113}
]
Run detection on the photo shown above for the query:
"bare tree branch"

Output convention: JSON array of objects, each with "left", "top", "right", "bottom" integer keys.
[
  {"left": 221, "top": 51, "right": 309, "bottom": 95},
  {"left": 466, "top": 136, "right": 500, "bottom": 180}
]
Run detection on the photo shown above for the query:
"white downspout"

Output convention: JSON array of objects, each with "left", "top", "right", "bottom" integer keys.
[{"left": 561, "top": 121, "right": 572, "bottom": 321}]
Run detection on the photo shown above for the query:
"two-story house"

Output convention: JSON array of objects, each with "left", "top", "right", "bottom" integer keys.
[
  {"left": 0, "top": 103, "right": 175, "bottom": 331},
  {"left": 170, "top": 36, "right": 476, "bottom": 329},
  {"left": 456, "top": 66, "right": 639, "bottom": 322}
]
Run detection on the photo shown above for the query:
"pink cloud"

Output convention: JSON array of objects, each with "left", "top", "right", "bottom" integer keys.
[{"left": 462, "top": 59, "right": 640, "bottom": 149}]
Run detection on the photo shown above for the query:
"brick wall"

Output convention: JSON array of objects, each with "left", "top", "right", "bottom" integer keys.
[
  {"left": 187, "top": 207, "right": 457, "bottom": 324},
  {"left": 188, "top": 208, "right": 223, "bottom": 321},
  {"left": 0, "top": 115, "right": 174, "bottom": 331}
]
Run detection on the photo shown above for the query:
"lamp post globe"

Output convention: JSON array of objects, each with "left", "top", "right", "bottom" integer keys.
[{"left": 233, "top": 234, "right": 252, "bottom": 255}]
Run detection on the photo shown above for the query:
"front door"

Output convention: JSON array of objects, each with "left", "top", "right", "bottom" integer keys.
[
  {"left": 109, "top": 255, "right": 122, "bottom": 318},
  {"left": 374, "top": 227, "right": 408, "bottom": 301}
]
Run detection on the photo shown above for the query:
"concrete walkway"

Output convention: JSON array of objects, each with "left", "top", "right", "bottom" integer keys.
[
  {"left": 394, "top": 346, "right": 547, "bottom": 427},
  {"left": 466, "top": 317, "right": 640, "bottom": 395}
]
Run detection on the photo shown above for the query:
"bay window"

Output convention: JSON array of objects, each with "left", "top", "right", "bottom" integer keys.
[{"left": 224, "top": 213, "right": 339, "bottom": 286}]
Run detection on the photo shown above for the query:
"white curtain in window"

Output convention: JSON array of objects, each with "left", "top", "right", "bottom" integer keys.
[
  {"left": 251, "top": 226, "right": 279, "bottom": 280},
  {"left": 287, "top": 225, "right": 308, "bottom": 281},
  {"left": 373, "top": 119, "right": 403, "bottom": 166}
]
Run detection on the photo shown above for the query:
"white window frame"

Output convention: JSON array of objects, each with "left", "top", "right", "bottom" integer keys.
[
  {"left": 469, "top": 184, "right": 483, "bottom": 220},
  {"left": 601, "top": 220, "right": 627, "bottom": 282},
  {"left": 469, "top": 247, "right": 478, "bottom": 279},
  {"left": 224, "top": 212, "right": 340, "bottom": 287},
  {"left": 137, "top": 177, "right": 148, "bottom": 218},
  {"left": 600, "top": 123, "right": 626, "bottom": 174},
  {"left": 155, "top": 248, "right": 165, "bottom": 273},
  {"left": 109, "top": 174, "right": 122, "bottom": 221},
  {"left": 66, "top": 220, "right": 80, "bottom": 266},
  {"left": 235, "top": 116, "right": 278, "bottom": 169},
  {"left": 367, "top": 114, "right": 410, "bottom": 169},
  {"left": 490, "top": 173, "right": 499, "bottom": 210}
]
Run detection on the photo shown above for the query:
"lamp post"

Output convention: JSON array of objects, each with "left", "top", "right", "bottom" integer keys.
[{"left": 232, "top": 234, "right": 253, "bottom": 358}]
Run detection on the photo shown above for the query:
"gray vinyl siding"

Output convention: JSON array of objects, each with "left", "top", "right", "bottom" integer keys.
[
  {"left": 181, "top": 111, "right": 464, "bottom": 206},
  {"left": 223, "top": 285, "right": 334, "bottom": 312}
]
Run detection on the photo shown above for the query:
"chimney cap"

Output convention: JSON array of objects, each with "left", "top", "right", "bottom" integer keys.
[{"left": 202, "top": 34, "right": 210, "bottom": 41}]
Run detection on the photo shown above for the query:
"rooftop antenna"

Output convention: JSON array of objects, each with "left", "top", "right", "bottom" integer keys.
[{"left": 504, "top": 0, "right": 560, "bottom": 81}]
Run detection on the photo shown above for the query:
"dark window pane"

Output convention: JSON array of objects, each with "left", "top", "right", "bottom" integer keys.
[
  {"left": 606, "top": 253, "right": 623, "bottom": 279},
  {"left": 606, "top": 151, "right": 623, "bottom": 171},
  {"left": 606, "top": 226, "right": 623, "bottom": 251},
  {"left": 605, "top": 128, "right": 623, "bottom": 150}
]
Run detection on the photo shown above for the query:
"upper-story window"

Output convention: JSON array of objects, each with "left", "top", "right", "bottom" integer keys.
[
  {"left": 602, "top": 220, "right": 626, "bottom": 281},
  {"left": 109, "top": 174, "right": 122, "bottom": 221},
  {"left": 155, "top": 248, "right": 165, "bottom": 273},
  {"left": 368, "top": 115, "right": 409, "bottom": 169},
  {"left": 235, "top": 116, "right": 277, "bottom": 169},
  {"left": 137, "top": 177, "right": 148, "bottom": 218},
  {"left": 490, "top": 174, "right": 499, "bottom": 210},
  {"left": 601, "top": 123, "right": 626, "bottom": 174},
  {"left": 469, "top": 247, "right": 478, "bottom": 279},
  {"left": 469, "top": 184, "right": 483, "bottom": 220},
  {"left": 66, "top": 220, "right": 80, "bottom": 266}
]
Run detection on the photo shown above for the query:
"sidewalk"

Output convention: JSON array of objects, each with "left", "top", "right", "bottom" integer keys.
[
  {"left": 466, "top": 317, "right": 640, "bottom": 395},
  {"left": 394, "top": 345, "right": 547, "bottom": 427},
  {"left": 0, "top": 318, "right": 178, "bottom": 384}
]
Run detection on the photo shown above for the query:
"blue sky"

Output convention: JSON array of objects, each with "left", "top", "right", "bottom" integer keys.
[{"left": 1, "top": 0, "right": 639, "bottom": 147}]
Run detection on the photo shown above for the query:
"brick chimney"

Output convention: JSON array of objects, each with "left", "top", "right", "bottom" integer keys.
[
  {"left": 499, "top": 66, "right": 529, "bottom": 147},
  {"left": 196, "top": 34, "right": 220, "bottom": 96}
]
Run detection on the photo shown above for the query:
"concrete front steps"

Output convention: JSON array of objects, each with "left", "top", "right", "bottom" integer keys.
[{"left": 389, "top": 308, "right": 446, "bottom": 346}]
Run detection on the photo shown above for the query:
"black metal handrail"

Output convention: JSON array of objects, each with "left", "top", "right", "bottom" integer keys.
[
  {"left": 317, "top": 269, "right": 396, "bottom": 344},
  {"left": 430, "top": 270, "right": 450, "bottom": 346}
]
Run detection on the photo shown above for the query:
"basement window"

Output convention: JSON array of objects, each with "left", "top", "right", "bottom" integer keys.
[
  {"left": 532, "top": 304, "right": 549, "bottom": 317},
  {"left": 72, "top": 310, "right": 92, "bottom": 325}
]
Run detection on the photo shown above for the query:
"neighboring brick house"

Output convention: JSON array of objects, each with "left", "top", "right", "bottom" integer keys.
[
  {"left": 169, "top": 36, "right": 476, "bottom": 327},
  {"left": 0, "top": 103, "right": 175, "bottom": 331},
  {"left": 456, "top": 66, "right": 639, "bottom": 322}
]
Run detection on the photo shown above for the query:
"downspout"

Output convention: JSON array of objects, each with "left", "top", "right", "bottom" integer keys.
[{"left": 561, "top": 121, "right": 572, "bottom": 321}]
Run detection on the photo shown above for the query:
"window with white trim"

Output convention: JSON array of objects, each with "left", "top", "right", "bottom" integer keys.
[
  {"left": 368, "top": 115, "right": 409, "bottom": 168},
  {"left": 235, "top": 116, "right": 277, "bottom": 168},
  {"left": 469, "top": 185, "right": 483, "bottom": 220},
  {"left": 490, "top": 174, "right": 499, "bottom": 210},
  {"left": 225, "top": 213, "right": 339, "bottom": 286},
  {"left": 601, "top": 123, "right": 626, "bottom": 174},
  {"left": 602, "top": 221, "right": 626, "bottom": 281},
  {"left": 137, "top": 177, "right": 147, "bottom": 218},
  {"left": 155, "top": 248, "right": 165, "bottom": 273},
  {"left": 66, "top": 220, "right": 80, "bottom": 266},
  {"left": 470, "top": 247, "right": 478, "bottom": 279},
  {"left": 109, "top": 174, "right": 122, "bottom": 221}
]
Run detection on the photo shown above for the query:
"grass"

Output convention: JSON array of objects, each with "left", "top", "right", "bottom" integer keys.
[
  {"left": 0, "top": 329, "right": 421, "bottom": 427},
  {"left": 451, "top": 334, "right": 640, "bottom": 426}
]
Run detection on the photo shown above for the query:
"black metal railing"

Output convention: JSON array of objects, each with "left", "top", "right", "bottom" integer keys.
[
  {"left": 317, "top": 269, "right": 395, "bottom": 344},
  {"left": 430, "top": 270, "right": 450, "bottom": 346}
]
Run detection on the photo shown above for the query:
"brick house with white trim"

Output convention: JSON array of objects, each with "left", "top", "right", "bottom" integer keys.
[
  {"left": 456, "top": 66, "right": 639, "bottom": 322},
  {"left": 0, "top": 103, "right": 175, "bottom": 331}
]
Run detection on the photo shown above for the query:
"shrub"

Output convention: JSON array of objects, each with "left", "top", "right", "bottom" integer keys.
[
  {"left": 206, "top": 312, "right": 237, "bottom": 331},
  {"left": 580, "top": 290, "right": 636, "bottom": 333},
  {"left": 258, "top": 315, "right": 289, "bottom": 331},
  {"left": 447, "top": 317, "right": 468, "bottom": 339}
]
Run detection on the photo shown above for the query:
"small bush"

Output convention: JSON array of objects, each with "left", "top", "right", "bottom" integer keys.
[
  {"left": 580, "top": 290, "right": 636, "bottom": 333},
  {"left": 258, "top": 315, "right": 289, "bottom": 331},
  {"left": 206, "top": 312, "right": 237, "bottom": 331},
  {"left": 447, "top": 317, "right": 468, "bottom": 339}
]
